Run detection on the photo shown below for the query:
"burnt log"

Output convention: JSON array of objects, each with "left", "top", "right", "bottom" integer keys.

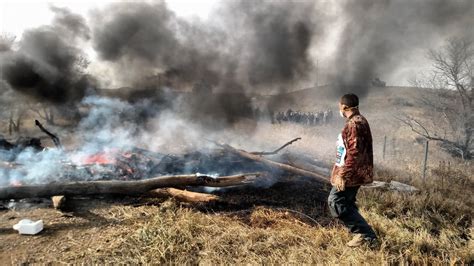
[
  {"left": 216, "top": 142, "right": 330, "bottom": 184},
  {"left": 0, "top": 173, "right": 263, "bottom": 200}
]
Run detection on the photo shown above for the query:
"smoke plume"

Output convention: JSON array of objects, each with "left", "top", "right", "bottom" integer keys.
[
  {"left": 1, "top": 0, "right": 473, "bottom": 115},
  {"left": 329, "top": 0, "right": 474, "bottom": 96},
  {"left": 0, "top": 7, "right": 93, "bottom": 103},
  {"left": 88, "top": 0, "right": 320, "bottom": 125}
]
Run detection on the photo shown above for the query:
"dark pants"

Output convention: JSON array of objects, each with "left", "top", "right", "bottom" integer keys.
[{"left": 328, "top": 186, "right": 376, "bottom": 239}]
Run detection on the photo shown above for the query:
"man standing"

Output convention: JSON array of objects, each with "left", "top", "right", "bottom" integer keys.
[{"left": 328, "top": 93, "right": 378, "bottom": 247}]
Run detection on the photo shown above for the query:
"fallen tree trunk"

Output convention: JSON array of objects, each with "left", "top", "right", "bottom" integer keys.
[
  {"left": 217, "top": 143, "right": 330, "bottom": 184},
  {"left": 146, "top": 188, "right": 220, "bottom": 203},
  {"left": 0, "top": 173, "right": 262, "bottom": 200}
]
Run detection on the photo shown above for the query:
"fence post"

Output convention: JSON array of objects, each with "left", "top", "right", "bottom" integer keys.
[
  {"left": 382, "top": 135, "right": 387, "bottom": 160},
  {"left": 422, "top": 140, "right": 429, "bottom": 182}
]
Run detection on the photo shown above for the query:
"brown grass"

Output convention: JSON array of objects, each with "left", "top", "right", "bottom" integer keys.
[
  {"left": 80, "top": 171, "right": 472, "bottom": 264},
  {"left": 27, "top": 162, "right": 466, "bottom": 265},
  {"left": 2, "top": 161, "right": 471, "bottom": 264}
]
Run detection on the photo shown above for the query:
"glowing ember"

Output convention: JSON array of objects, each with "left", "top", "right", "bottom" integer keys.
[
  {"left": 10, "top": 180, "right": 22, "bottom": 187},
  {"left": 81, "top": 152, "right": 117, "bottom": 165}
]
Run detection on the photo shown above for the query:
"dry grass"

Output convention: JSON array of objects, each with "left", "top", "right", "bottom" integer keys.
[
  {"left": 81, "top": 168, "right": 472, "bottom": 264},
  {"left": 3, "top": 162, "right": 470, "bottom": 264},
  {"left": 46, "top": 161, "right": 469, "bottom": 265}
]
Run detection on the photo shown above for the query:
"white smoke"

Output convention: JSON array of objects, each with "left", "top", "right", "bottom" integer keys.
[{"left": 0, "top": 94, "right": 235, "bottom": 185}]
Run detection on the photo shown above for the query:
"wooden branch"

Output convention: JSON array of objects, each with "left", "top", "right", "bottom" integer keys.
[
  {"left": 0, "top": 173, "right": 263, "bottom": 200},
  {"left": 35, "top": 120, "right": 62, "bottom": 148},
  {"left": 146, "top": 188, "right": 219, "bottom": 203},
  {"left": 250, "top": 137, "right": 302, "bottom": 155},
  {"left": 216, "top": 142, "right": 330, "bottom": 184},
  {"left": 395, "top": 115, "right": 441, "bottom": 141}
]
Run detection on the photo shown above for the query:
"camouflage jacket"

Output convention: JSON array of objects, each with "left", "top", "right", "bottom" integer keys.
[{"left": 331, "top": 110, "right": 374, "bottom": 187}]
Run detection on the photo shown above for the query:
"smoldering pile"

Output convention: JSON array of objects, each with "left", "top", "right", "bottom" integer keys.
[
  {"left": 0, "top": 92, "right": 330, "bottom": 205},
  {"left": 0, "top": 129, "right": 331, "bottom": 205},
  {"left": 0, "top": 141, "right": 283, "bottom": 186}
]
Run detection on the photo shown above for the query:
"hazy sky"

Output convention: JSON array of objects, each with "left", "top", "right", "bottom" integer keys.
[
  {"left": 0, "top": 0, "right": 447, "bottom": 87},
  {"left": 1, "top": 0, "right": 218, "bottom": 38}
]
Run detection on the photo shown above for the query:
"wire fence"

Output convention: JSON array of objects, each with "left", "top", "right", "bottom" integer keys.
[{"left": 377, "top": 135, "right": 472, "bottom": 185}]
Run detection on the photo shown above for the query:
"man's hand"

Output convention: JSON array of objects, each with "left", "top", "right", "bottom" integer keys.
[{"left": 334, "top": 175, "right": 346, "bottom": 191}]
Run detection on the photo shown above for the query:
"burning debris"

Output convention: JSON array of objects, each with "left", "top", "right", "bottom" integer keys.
[{"left": 0, "top": 127, "right": 330, "bottom": 205}]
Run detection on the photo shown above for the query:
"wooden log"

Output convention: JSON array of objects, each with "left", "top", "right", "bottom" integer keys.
[
  {"left": 278, "top": 152, "right": 331, "bottom": 177},
  {"left": 52, "top": 195, "right": 66, "bottom": 210},
  {"left": 146, "top": 188, "right": 220, "bottom": 203},
  {"left": 217, "top": 143, "right": 330, "bottom": 184},
  {"left": 0, "top": 173, "right": 263, "bottom": 200}
]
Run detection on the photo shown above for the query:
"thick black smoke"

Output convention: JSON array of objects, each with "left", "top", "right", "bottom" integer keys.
[
  {"left": 2, "top": 0, "right": 472, "bottom": 113},
  {"left": 90, "top": 0, "right": 319, "bottom": 89},
  {"left": 0, "top": 7, "right": 93, "bottom": 103},
  {"left": 330, "top": 0, "right": 474, "bottom": 96},
  {"left": 92, "top": 2, "right": 178, "bottom": 65},
  {"left": 215, "top": 0, "right": 319, "bottom": 87},
  {"left": 89, "top": 0, "right": 319, "bottom": 126}
]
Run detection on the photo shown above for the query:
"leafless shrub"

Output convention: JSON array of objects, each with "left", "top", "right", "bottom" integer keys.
[{"left": 402, "top": 37, "right": 473, "bottom": 160}]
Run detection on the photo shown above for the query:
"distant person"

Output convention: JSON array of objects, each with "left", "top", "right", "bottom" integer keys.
[{"left": 328, "top": 93, "right": 377, "bottom": 247}]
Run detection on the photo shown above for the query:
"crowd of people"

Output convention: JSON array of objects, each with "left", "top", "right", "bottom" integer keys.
[
  {"left": 251, "top": 108, "right": 334, "bottom": 126},
  {"left": 274, "top": 109, "right": 333, "bottom": 126}
]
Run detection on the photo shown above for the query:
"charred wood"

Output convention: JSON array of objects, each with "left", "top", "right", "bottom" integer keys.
[
  {"left": 35, "top": 120, "right": 62, "bottom": 148},
  {"left": 0, "top": 172, "right": 263, "bottom": 200},
  {"left": 215, "top": 142, "right": 330, "bottom": 184}
]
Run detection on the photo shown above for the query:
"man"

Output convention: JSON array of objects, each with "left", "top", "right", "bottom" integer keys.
[{"left": 328, "top": 93, "right": 378, "bottom": 247}]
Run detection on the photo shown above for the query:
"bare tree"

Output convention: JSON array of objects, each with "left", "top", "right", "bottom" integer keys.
[
  {"left": 402, "top": 37, "right": 473, "bottom": 160},
  {"left": 27, "top": 102, "right": 56, "bottom": 125}
]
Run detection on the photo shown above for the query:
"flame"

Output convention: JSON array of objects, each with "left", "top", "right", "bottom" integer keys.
[
  {"left": 10, "top": 180, "right": 22, "bottom": 187},
  {"left": 74, "top": 149, "right": 135, "bottom": 166},
  {"left": 81, "top": 152, "right": 117, "bottom": 165}
]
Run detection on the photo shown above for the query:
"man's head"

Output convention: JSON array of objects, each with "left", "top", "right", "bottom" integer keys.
[{"left": 339, "top": 93, "right": 359, "bottom": 118}]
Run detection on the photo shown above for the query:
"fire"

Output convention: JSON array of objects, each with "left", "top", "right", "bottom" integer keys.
[
  {"left": 81, "top": 152, "right": 117, "bottom": 165},
  {"left": 10, "top": 180, "right": 22, "bottom": 187},
  {"left": 73, "top": 149, "right": 133, "bottom": 166}
]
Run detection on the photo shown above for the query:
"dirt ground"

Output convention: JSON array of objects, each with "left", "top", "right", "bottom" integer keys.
[{"left": 0, "top": 197, "right": 143, "bottom": 264}]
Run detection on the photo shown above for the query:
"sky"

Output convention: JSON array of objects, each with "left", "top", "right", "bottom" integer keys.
[
  {"left": 1, "top": 0, "right": 218, "bottom": 38},
  {"left": 0, "top": 0, "right": 441, "bottom": 87},
  {"left": 0, "top": 0, "right": 223, "bottom": 87}
]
